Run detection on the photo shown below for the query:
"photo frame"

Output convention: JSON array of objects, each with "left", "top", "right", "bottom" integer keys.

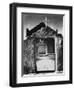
[{"left": 10, "top": 3, "right": 72, "bottom": 87}]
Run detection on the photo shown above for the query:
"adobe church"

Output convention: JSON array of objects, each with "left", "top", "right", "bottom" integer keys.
[{"left": 23, "top": 18, "right": 63, "bottom": 75}]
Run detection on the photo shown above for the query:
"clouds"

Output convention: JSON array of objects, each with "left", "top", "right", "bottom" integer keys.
[{"left": 22, "top": 13, "right": 63, "bottom": 39}]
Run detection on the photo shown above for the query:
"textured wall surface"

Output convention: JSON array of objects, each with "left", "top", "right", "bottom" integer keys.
[{"left": 23, "top": 24, "right": 63, "bottom": 75}]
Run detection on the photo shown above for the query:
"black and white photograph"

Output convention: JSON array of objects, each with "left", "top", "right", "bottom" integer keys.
[
  {"left": 22, "top": 13, "right": 63, "bottom": 75},
  {"left": 10, "top": 3, "right": 72, "bottom": 87}
]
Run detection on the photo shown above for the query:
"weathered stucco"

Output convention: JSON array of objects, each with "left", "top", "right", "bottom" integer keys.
[{"left": 23, "top": 24, "right": 63, "bottom": 74}]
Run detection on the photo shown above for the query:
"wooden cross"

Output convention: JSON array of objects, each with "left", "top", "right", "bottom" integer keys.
[
  {"left": 45, "top": 17, "right": 48, "bottom": 26},
  {"left": 44, "top": 17, "right": 50, "bottom": 27}
]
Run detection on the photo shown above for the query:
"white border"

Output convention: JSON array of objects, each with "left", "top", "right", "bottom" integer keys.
[{"left": 17, "top": 7, "right": 70, "bottom": 83}]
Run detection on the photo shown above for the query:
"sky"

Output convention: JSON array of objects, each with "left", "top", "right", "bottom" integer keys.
[{"left": 22, "top": 13, "right": 64, "bottom": 39}]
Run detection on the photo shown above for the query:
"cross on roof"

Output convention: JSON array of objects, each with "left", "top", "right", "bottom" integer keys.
[
  {"left": 43, "top": 17, "right": 49, "bottom": 27},
  {"left": 45, "top": 17, "right": 48, "bottom": 26}
]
